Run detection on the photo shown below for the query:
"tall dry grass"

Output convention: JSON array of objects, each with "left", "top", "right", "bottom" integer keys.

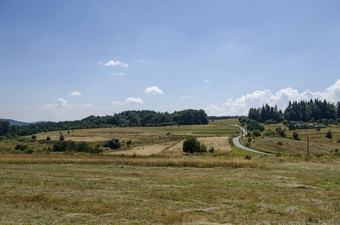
[{"left": 0, "top": 154, "right": 266, "bottom": 168}]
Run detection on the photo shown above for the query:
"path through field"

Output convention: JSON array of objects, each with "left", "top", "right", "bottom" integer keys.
[{"left": 232, "top": 125, "right": 274, "bottom": 155}]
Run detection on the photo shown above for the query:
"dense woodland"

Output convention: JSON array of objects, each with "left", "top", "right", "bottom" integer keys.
[
  {"left": 249, "top": 100, "right": 340, "bottom": 124},
  {"left": 0, "top": 109, "right": 208, "bottom": 137}
]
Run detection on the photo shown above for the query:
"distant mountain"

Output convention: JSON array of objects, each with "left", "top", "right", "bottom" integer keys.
[{"left": 0, "top": 118, "right": 32, "bottom": 126}]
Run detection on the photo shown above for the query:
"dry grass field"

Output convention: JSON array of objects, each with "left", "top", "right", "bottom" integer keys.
[
  {"left": 0, "top": 119, "right": 340, "bottom": 224},
  {"left": 0, "top": 161, "right": 339, "bottom": 224},
  {"left": 240, "top": 123, "right": 340, "bottom": 156}
]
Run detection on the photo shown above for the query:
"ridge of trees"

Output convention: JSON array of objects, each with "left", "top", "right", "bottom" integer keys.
[
  {"left": 0, "top": 109, "right": 209, "bottom": 137},
  {"left": 248, "top": 100, "right": 340, "bottom": 124}
]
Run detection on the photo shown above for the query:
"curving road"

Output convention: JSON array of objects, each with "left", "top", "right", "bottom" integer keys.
[{"left": 232, "top": 125, "right": 274, "bottom": 155}]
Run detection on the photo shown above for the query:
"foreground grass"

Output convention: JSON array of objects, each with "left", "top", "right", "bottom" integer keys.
[{"left": 0, "top": 158, "right": 339, "bottom": 224}]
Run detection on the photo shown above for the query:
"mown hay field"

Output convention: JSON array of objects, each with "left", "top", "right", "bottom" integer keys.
[{"left": 0, "top": 161, "right": 339, "bottom": 224}]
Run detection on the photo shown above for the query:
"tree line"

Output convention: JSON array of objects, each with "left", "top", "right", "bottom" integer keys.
[
  {"left": 0, "top": 109, "right": 209, "bottom": 137},
  {"left": 248, "top": 99, "right": 340, "bottom": 124}
]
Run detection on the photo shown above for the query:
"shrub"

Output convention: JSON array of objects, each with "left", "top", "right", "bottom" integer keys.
[
  {"left": 183, "top": 137, "right": 201, "bottom": 154},
  {"left": 46, "top": 136, "right": 51, "bottom": 141},
  {"left": 31, "top": 135, "right": 36, "bottom": 140},
  {"left": 293, "top": 132, "right": 300, "bottom": 140},
  {"left": 126, "top": 140, "right": 132, "bottom": 145},
  {"left": 252, "top": 129, "right": 262, "bottom": 138},
  {"left": 15, "top": 144, "right": 28, "bottom": 151},
  {"left": 103, "top": 138, "right": 121, "bottom": 149},
  {"left": 209, "top": 147, "right": 215, "bottom": 153},
  {"left": 76, "top": 141, "right": 90, "bottom": 152},
  {"left": 59, "top": 135, "right": 65, "bottom": 141},
  {"left": 200, "top": 143, "right": 207, "bottom": 154},
  {"left": 277, "top": 141, "right": 283, "bottom": 145},
  {"left": 244, "top": 155, "right": 252, "bottom": 160},
  {"left": 326, "top": 130, "right": 332, "bottom": 139},
  {"left": 246, "top": 120, "right": 264, "bottom": 131}
]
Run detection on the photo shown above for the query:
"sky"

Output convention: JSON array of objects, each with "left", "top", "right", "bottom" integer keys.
[{"left": 0, "top": 0, "right": 340, "bottom": 122}]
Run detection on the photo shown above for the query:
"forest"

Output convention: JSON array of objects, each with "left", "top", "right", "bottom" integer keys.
[
  {"left": 0, "top": 109, "right": 209, "bottom": 137},
  {"left": 248, "top": 99, "right": 340, "bottom": 124}
]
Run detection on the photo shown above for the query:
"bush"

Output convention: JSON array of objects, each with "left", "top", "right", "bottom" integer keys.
[
  {"left": 31, "top": 135, "right": 36, "bottom": 140},
  {"left": 46, "top": 136, "right": 51, "bottom": 141},
  {"left": 252, "top": 129, "right": 262, "bottom": 138},
  {"left": 326, "top": 130, "right": 332, "bottom": 139},
  {"left": 126, "top": 140, "right": 132, "bottom": 145},
  {"left": 246, "top": 120, "right": 264, "bottom": 131},
  {"left": 103, "top": 138, "right": 121, "bottom": 149},
  {"left": 200, "top": 143, "right": 207, "bottom": 154},
  {"left": 209, "top": 147, "right": 215, "bottom": 153},
  {"left": 15, "top": 144, "right": 28, "bottom": 151},
  {"left": 244, "top": 155, "right": 252, "bottom": 160},
  {"left": 293, "top": 132, "right": 300, "bottom": 140},
  {"left": 59, "top": 135, "right": 65, "bottom": 141},
  {"left": 76, "top": 141, "right": 90, "bottom": 152},
  {"left": 277, "top": 141, "right": 283, "bottom": 145},
  {"left": 183, "top": 137, "right": 201, "bottom": 154}
]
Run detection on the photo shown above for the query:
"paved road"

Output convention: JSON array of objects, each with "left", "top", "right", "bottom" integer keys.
[{"left": 232, "top": 125, "right": 274, "bottom": 155}]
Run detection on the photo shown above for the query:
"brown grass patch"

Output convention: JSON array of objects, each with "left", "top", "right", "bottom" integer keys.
[{"left": 0, "top": 154, "right": 265, "bottom": 168}]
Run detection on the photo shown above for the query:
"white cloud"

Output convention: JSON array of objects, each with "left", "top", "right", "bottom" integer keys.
[
  {"left": 83, "top": 103, "right": 92, "bottom": 107},
  {"left": 102, "top": 60, "right": 129, "bottom": 67},
  {"left": 205, "top": 79, "right": 340, "bottom": 116},
  {"left": 110, "top": 72, "right": 125, "bottom": 76},
  {"left": 180, "top": 96, "right": 193, "bottom": 99},
  {"left": 204, "top": 80, "right": 210, "bottom": 84},
  {"left": 44, "top": 98, "right": 69, "bottom": 110},
  {"left": 144, "top": 86, "right": 164, "bottom": 95},
  {"left": 111, "top": 97, "right": 144, "bottom": 105},
  {"left": 69, "top": 91, "right": 82, "bottom": 97},
  {"left": 139, "top": 59, "right": 150, "bottom": 64}
]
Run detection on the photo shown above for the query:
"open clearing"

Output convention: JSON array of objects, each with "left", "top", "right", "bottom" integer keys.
[{"left": 0, "top": 161, "right": 339, "bottom": 224}]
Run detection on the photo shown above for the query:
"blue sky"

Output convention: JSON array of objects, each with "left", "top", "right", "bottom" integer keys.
[{"left": 1, "top": 0, "right": 340, "bottom": 122}]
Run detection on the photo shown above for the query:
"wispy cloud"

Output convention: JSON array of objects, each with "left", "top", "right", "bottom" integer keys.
[
  {"left": 205, "top": 79, "right": 340, "bottom": 116},
  {"left": 111, "top": 97, "right": 144, "bottom": 105},
  {"left": 180, "top": 96, "right": 193, "bottom": 99},
  {"left": 144, "top": 86, "right": 164, "bottom": 95},
  {"left": 99, "top": 60, "right": 129, "bottom": 67},
  {"left": 44, "top": 98, "right": 69, "bottom": 110},
  {"left": 110, "top": 72, "right": 125, "bottom": 76},
  {"left": 69, "top": 91, "right": 82, "bottom": 97},
  {"left": 139, "top": 59, "right": 150, "bottom": 64},
  {"left": 204, "top": 80, "right": 210, "bottom": 84}
]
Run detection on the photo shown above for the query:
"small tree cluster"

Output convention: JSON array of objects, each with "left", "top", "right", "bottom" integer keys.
[
  {"left": 53, "top": 140, "right": 102, "bottom": 153},
  {"left": 103, "top": 138, "right": 121, "bottom": 149},
  {"left": 182, "top": 137, "right": 207, "bottom": 154}
]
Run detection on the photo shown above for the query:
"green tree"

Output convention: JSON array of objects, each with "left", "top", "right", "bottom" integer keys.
[
  {"left": 0, "top": 121, "right": 10, "bottom": 136},
  {"left": 252, "top": 130, "right": 262, "bottom": 138},
  {"left": 183, "top": 137, "right": 201, "bottom": 154},
  {"left": 103, "top": 138, "right": 121, "bottom": 149}
]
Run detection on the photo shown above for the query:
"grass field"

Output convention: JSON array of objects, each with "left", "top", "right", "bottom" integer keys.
[
  {"left": 0, "top": 161, "right": 339, "bottom": 224},
  {"left": 0, "top": 119, "right": 340, "bottom": 224},
  {"left": 240, "top": 123, "right": 340, "bottom": 156}
]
